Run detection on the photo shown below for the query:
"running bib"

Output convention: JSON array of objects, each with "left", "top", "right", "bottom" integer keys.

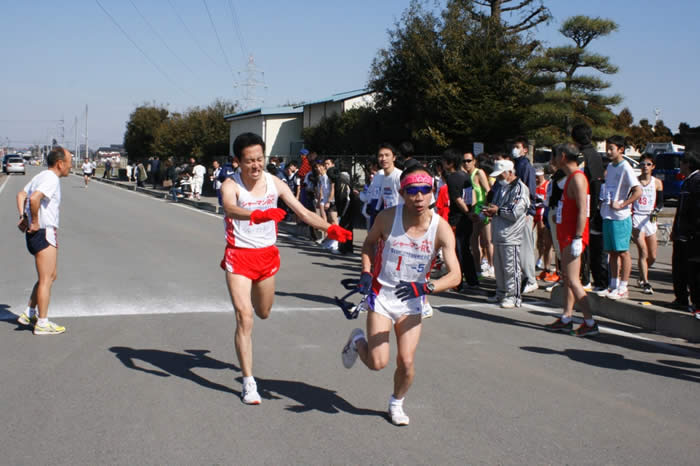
[{"left": 555, "top": 200, "right": 563, "bottom": 224}]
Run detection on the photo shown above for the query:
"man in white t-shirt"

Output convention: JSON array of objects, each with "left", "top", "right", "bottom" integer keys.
[
  {"left": 191, "top": 159, "right": 206, "bottom": 200},
  {"left": 15, "top": 146, "right": 73, "bottom": 335},
  {"left": 81, "top": 159, "right": 93, "bottom": 188},
  {"left": 377, "top": 143, "right": 403, "bottom": 211},
  {"left": 599, "top": 135, "right": 641, "bottom": 300}
]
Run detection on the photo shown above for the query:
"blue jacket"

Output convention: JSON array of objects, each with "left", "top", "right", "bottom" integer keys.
[
  {"left": 217, "top": 163, "right": 237, "bottom": 183},
  {"left": 514, "top": 156, "right": 536, "bottom": 216}
]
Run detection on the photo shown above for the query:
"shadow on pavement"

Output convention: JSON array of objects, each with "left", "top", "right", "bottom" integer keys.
[
  {"left": 439, "top": 305, "right": 544, "bottom": 332},
  {"left": 108, "top": 347, "right": 385, "bottom": 419},
  {"left": 238, "top": 376, "right": 387, "bottom": 418},
  {"left": 109, "top": 347, "right": 241, "bottom": 396},
  {"left": 442, "top": 305, "right": 700, "bottom": 358},
  {"left": 521, "top": 346, "right": 700, "bottom": 383},
  {"left": 0, "top": 304, "right": 15, "bottom": 321},
  {"left": 275, "top": 290, "right": 339, "bottom": 306}
]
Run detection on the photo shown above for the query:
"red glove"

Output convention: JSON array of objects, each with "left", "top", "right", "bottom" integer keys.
[
  {"left": 250, "top": 208, "right": 286, "bottom": 225},
  {"left": 326, "top": 225, "right": 352, "bottom": 242}
]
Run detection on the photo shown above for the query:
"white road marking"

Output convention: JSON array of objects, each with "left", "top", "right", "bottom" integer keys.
[{"left": 0, "top": 174, "right": 12, "bottom": 196}]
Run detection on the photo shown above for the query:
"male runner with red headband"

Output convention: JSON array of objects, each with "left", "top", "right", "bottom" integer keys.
[
  {"left": 341, "top": 164, "right": 461, "bottom": 425},
  {"left": 221, "top": 132, "right": 351, "bottom": 404}
]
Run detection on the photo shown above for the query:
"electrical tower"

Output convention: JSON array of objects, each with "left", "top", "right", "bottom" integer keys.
[{"left": 235, "top": 55, "right": 267, "bottom": 110}]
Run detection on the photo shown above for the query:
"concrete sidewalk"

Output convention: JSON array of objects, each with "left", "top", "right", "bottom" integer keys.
[{"left": 84, "top": 174, "right": 700, "bottom": 342}]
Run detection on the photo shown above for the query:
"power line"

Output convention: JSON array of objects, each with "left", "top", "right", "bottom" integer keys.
[
  {"left": 127, "top": 0, "right": 197, "bottom": 76},
  {"left": 95, "top": 0, "right": 194, "bottom": 99},
  {"left": 227, "top": 0, "right": 248, "bottom": 60},
  {"left": 202, "top": 0, "right": 237, "bottom": 83},
  {"left": 167, "top": 0, "right": 222, "bottom": 71}
]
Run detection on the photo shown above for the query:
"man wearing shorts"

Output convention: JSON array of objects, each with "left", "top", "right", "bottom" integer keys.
[
  {"left": 15, "top": 146, "right": 73, "bottom": 335},
  {"left": 544, "top": 144, "right": 598, "bottom": 337},
  {"left": 220, "top": 132, "right": 351, "bottom": 405},
  {"left": 341, "top": 164, "right": 461, "bottom": 426},
  {"left": 600, "top": 136, "right": 641, "bottom": 300},
  {"left": 632, "top": 153, "right": 663, "bottom": 294},
  {"left": 81, "top": 159, "right": 93, "bottom": 188}
]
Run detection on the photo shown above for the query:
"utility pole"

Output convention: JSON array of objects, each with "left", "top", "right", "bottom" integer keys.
[
  {"left": 85, "top": 105, "right": 89, "bottom": 162},
  {"left": 74, "top": 116, "right": 79, "bottom": 161}
]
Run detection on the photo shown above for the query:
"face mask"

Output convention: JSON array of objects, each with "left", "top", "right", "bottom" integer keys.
[
  {"left": 511, "top": 147, "right": 521, "bottom": 158},
  {"left": 497, "top": 178, "right": 509, "bottom": 187}
]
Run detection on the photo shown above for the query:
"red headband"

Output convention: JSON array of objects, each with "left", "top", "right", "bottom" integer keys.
[{"left": 400, "top": 173, "right": 433, "bottom": 190}]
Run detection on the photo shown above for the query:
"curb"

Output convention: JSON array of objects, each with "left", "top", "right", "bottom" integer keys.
[{"left": 551, "top": 285, "right": 699, "bottom": 342}]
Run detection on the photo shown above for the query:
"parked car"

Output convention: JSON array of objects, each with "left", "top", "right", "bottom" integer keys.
[
  {"left": 652, "top": 152, "right": 685, "bottom": 201},
  {"left": 5, "top": 157, "right": 25, "bottom": 175}
]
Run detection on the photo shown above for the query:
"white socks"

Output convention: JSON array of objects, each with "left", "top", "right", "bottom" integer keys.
[
  {"left": 560, "top": 315, "right": 572, "bottom": 324},
  {"left": 610, "top": 278, "right": 619, "bottom": 290},
  {"left": 37, "top": 318, "right": 48, "bottom": 326},
  {"left": 620, "top": 280, "right": 628, "bottom": 291},
  {"left": 27, "top": 306, "right": 36, "bottom": 317},
  {"left": 243, "top": 376, "right": 255, "bottom": 385},
  {"left": 584, "top": 318, "right": 595, "bottom": 327},
  {"left": 389, "top": 395, "right": 404, "bottom": 407}
]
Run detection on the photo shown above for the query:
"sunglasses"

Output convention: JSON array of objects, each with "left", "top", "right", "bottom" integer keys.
[
  {"left": 640, "top": 162, "right": 653, "bottom": 166},
  {"left": 404, "top": 185, "right": 432, "bottom": 195},
  {"left": 463, "top": 159, "right": 474, "bottom": 163}
]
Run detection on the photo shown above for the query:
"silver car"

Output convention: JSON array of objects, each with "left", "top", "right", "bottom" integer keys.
[{"left": 6, "top": 157, "right": 25, "bottom": 175}]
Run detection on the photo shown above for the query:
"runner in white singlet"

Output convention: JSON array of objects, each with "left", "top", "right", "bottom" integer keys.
[
  {"left": 340, "top": 165, "right": 461, "bottom": 426},
  {"left": 221, "top": 132, "right": 352, "bottom": 405},
  {"left": 632, "top": 154, "right": 664, "bottom": 294}
]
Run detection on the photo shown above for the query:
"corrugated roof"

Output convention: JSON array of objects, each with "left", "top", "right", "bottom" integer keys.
[
  {"left": 224, "top": 106, "right": 302, "bottom": 120},
  {"left": 294, "top": 88, "right": 372, "bottom": 108}
]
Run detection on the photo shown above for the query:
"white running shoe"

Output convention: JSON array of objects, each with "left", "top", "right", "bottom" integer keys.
[
  {"left": 33, "top": 320, "right": 66, "bottom": 335},
  {"left": 523, "top": 282, "right": 539, "bottom": 294},
  {"left": 241, "top": 380, "right": 261, "bottom": 405},
  {"left": 342, "top": 328, "right": 365, "bottom": 369},
  {"left": 607, "top": 288, "right": 629, "bottom": 300},
  {"left": 593, "top": 287, "right": 610, "bottom": 297},
  {"left": 545, "top": 281, "right": 561, "bottom": 293},
  {"left": 421, "top": 300, "right": 433, "bottom": 319},
  {"left": 389, "top": 403, "right": 410, "bottom": 426},
  {"left": 500, "top": 297, "right": 516, "bottom": 309}
]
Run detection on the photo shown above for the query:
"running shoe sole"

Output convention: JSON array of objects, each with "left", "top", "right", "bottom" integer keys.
[
  {"left": 342, "top": 328, "right": 364, "bottom": 369},
  {"left": 33, "top": 323, "right": 66, "bottom": 335}
]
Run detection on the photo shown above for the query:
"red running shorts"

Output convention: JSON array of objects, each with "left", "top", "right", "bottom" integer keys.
[{"left": 220, "top": 245, "right": 280, "bottom": 282}]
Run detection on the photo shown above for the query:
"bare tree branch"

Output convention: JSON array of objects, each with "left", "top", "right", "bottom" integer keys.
[{"left": 501, "top": 0, "right": 536, "bottom": 13}]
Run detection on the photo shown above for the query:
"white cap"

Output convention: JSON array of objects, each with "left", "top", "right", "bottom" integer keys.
[
  {"left": 489, "top": 159, "right": 515, "bottom": 177},
  {"left": 535, "top": 169, "right": 545, "bottom": 176}
]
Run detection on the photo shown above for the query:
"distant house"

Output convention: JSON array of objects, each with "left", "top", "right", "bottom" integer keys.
[
  {"left": 224, "top": 107, "right": 303, "bottom": 157},
  {"left": 297, "top": 88, "right": 375, "bottom": 128}
]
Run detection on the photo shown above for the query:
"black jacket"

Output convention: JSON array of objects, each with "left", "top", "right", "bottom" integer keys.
[{"left": 672, "top": 170, "right": 700, "bottom": 243}]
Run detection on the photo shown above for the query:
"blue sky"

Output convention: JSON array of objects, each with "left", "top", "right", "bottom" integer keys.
[{"left": 1, "top": 0, "right": 698, "bottom": 149}]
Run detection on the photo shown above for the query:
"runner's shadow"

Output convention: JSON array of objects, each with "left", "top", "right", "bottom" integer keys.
[
  {"left": 109, "top": 347, "right": 241, "bottom": 396},
  {"left": 275, "top": 290, "right": 339, "bottom": 305},
  {"left": 238, "top": 376, "right": 386, "bottom": 418},
  {"left": 520, "top": 346, "right": 700, "bottom": 383},
  {"left": 0, "top": 305, "right": 34, "bottom": 332}
]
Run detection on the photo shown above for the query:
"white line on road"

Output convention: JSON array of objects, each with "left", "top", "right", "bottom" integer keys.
[{"left": 0, "top": 174, "right": 12, "bottom": 196}]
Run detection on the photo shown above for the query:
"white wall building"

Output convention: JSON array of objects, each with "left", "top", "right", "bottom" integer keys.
[
  {"left": 299, "top": 89, "right": 375, "bottom": 129},
  {"left": 224, "top": 107, "right": 303, "bottom": 157}
]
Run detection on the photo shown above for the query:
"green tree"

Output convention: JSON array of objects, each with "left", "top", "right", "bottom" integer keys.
[
  {"left": 143, "top": 99, "right": 236, "bottom": 164},
  {"left": 466, "top": 0, "right": 551, "bottom": 35},
  {"left": 123, "top": 104, "right": 169, "bottom": 161},
  {"left": 369, "top": 0, "right": 537, "bottom": 150},
  {"left": 526, "top": 15, "right": 621, "bottom": 145}
]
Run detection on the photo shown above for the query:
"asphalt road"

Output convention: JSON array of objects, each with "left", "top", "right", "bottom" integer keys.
[{"left": 1, "top": 168, "right": 699, "bottom": 465}]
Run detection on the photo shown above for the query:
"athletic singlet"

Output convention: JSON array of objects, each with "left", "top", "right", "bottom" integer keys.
[
  {"left": 534, "top": 179, "right": 549, "bottom": 222},
  {"left": 372, "top": 204, "right": 439, "bottom": 293},
  {"left": 556, "top": 170, "right": 589, "bottom": 248},
  {"left": 632, "top": 176, "right": 657, "bottom": 215},
  {"left": 224, "top": 172, "right": 279, "bottom": 249},
  {"left": 470, "top": 169, "right": 486, "bottom": 213}
]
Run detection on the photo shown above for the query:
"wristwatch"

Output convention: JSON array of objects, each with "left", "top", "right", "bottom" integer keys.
[{"left": 425, "top": 281, "right": 436, "bottom": 294}]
